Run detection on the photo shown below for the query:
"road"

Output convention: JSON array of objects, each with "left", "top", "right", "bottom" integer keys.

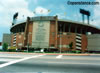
[{"left": 0, "top": 52, "right": 100, "bottom": 73}]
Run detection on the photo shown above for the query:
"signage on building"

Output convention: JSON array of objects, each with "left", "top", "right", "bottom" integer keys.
[{"left": 32, "top": 21, "right": 50, "bottom": 48}]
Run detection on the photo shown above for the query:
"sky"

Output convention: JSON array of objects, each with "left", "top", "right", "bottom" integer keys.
[{"left": 0, "top": 0, "right": 100, "bottom": 42}]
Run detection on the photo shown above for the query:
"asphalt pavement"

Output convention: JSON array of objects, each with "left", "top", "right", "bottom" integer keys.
[{"left": 0, "top": 52, "right": 100, "bottom": 73}]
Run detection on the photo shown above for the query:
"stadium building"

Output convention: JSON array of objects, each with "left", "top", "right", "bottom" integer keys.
[{"left": 10, "top": 16, "right": 100, "bottom": 52}]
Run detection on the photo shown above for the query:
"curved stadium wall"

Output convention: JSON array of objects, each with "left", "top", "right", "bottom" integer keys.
[{"left": 10, "top": 16, "right": 100, "bottom": 52}]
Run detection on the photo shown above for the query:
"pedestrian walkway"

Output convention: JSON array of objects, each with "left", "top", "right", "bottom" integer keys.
[{"left": 0, "top": 54, "right": 45, "bottom": 68}]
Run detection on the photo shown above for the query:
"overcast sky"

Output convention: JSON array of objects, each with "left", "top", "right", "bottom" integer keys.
[{"left": 0, "top": 0, "right": 100, "bottom": 42}]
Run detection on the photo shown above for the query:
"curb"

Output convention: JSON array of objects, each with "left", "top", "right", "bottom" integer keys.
[{"left": 0, "top": 52, "right": 91, "bottom": 56}]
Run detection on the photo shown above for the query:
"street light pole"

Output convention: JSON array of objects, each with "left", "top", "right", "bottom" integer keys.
[
  {"left": 27, "top": 33, "right": 29, "bottom": 53},
  {"left": 60, "top": 35, "right": 62, "bottom": 53},
  {"left": 60, "top": 24, "right": 62, "bottom": 53}
]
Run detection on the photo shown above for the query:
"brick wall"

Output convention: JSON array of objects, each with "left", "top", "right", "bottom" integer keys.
[
  {"left": 11, "top": 20, "right": 88, "bottom": 52},
  {"left": 16, "top": 33, "right": 24, "bottom": 48},
  {"left": 57, "top": 33, "right": 76, "bottom": 52},
  {"left": 81, "top": 34, "right": 87, "bottom": 52},
  {"left": 27, "top": 22, "right": 33, "bottom": 46},
  {"left": 49, "top": 21, "right": 56, "bottom": 47}
]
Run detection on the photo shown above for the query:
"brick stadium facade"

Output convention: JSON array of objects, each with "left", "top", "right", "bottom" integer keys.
[{"left": 10, "top": 16, "right": 100, "bottom": 52}]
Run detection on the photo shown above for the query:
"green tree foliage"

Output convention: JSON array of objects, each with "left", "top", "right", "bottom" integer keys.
[
  {"left": 3, "top": 43, "right": 8, "bottom": 51},
  {"left": 69, "top": 42, "right": 73, "bottom": 49}
]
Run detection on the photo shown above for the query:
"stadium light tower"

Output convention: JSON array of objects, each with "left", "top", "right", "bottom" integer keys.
[
  {"left": 80, "top": 9, "right": 90, "bottom": 24},
  {"left": 12, "top": 12, "right": 18, "bottom": 25}
]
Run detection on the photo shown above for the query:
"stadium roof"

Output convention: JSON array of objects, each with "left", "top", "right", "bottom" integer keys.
[{"left": 11, "top": 16, "right": 100, "bottom": 32}]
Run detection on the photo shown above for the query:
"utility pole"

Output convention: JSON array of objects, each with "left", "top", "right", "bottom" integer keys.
[
  {"left": 55, "top": 16, "right": 58, "bottom": 49},
  {"left": 27, "top": 33, "right": 30, "bottom": 53},
  {"left": 60, "top": 24, "right": 62, "bottom": 53}
]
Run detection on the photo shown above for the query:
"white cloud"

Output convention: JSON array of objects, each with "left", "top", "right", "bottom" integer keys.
[
  {"left": 35, "top": 6, "right": 50, "bottom": 15},
  {"left": 0, "top": 0, "right": 34, "bottom": 27}
]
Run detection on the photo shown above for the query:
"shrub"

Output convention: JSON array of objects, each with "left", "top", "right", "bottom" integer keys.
[
  {"left": 8, "top": 46, "right": 16, "bottom": 52},
  {"left": 2, "top": 43, "right": 8, "bottom": 51}
]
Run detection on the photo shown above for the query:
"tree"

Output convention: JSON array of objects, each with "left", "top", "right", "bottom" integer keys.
[
  {"left": 3, "top": 43, "right": 8, "bottom": 51},
  {"left": 69, "top": 42, "right": 73, "bottom": 51}
]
